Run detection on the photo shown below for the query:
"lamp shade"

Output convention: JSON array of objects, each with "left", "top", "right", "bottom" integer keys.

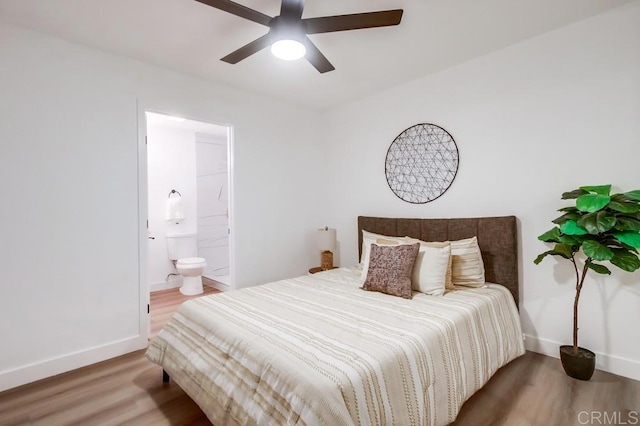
[{"left": 317, "top": 227, "right": 336, "bottom": 252}]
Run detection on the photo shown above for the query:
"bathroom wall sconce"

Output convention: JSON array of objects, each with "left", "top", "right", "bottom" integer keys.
[{"left": 317, "top": 227, "right": 337, "bottom": 270}]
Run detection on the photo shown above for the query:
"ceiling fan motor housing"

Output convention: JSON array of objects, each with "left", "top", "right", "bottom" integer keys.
[
  {"left": 196, "top": 0, "right": 403, "bottom": 73},
  {"left": 269, "top": 16, "right": 307, "bottom": 44}
]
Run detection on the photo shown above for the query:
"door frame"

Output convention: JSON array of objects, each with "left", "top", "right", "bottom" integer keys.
[{"left": 137, "top": 101, "right": 235, "bottom": 340}]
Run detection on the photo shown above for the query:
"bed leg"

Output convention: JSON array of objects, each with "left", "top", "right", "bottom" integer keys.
[{"left": 162, "top": 369, "right": 170, "bottom": 383}]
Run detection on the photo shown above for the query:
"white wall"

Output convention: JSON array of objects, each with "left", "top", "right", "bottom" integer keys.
[
  {"left": 321, "top": 2, "right": 640, "bottom": 380},
  {"left": 0, "top": 20, "right": 324, "bottom": 391}
]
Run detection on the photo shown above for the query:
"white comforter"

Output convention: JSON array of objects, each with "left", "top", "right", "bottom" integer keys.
[{"left": 147, "top": 267, "right": 524, "bottom": 425}]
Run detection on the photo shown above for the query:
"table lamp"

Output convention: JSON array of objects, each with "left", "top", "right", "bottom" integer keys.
[{"left": 317, "top": 227, "right": 337, "bottom": 270}]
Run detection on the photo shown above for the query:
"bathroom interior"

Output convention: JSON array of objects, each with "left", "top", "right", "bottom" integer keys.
[{"left": 146, "top": 111, "right": 231, "bottom": 294}]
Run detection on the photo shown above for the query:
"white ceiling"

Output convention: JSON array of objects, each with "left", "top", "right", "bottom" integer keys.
[{"left": 0, "top": 0, "right": 633, "bottom": 111}]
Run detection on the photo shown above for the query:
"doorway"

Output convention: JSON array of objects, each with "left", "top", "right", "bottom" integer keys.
[{"left": 144, "top": 111, "right": 233, "bottom": 296}]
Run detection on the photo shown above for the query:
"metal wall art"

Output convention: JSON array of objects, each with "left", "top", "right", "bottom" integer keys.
[{"left": 385, "top": 123, "right": 459, "bottom": 204}]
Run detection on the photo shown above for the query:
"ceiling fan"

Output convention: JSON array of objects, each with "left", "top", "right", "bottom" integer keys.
[{"left": 195, "top": 0, "right": 403, "bottom": 73}]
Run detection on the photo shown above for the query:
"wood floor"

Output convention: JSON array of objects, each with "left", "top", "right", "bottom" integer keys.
[
  {"left": 1, "top": 286, "right": 638, "bottom": 426},
  {"left": 150, "top": 280, "right": 219, "bottom": 338}
]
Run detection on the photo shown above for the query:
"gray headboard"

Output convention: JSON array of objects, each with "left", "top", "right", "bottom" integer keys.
[{"left": 358, "top": 216, "right": 519, "bottom": 307}]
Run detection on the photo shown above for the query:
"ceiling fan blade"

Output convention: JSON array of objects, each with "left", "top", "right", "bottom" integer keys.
[
  {"left": 195, "top": 0, "right": 272, "bottom": 26},
  {"left": 221, "top": 33, "right": 272, "bottom": 64},
  {"left": 303, "top": 37, "right": 335, "bottom": 73},
  {"left": 304, "top": 9, "right": 403, "bottom": 34}
]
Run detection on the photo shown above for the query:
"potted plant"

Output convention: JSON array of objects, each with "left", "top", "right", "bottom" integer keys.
[{"left": 534, "top": 185, "right": 640, "bottom": 380}]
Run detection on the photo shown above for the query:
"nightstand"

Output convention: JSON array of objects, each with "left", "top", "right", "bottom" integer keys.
[{"left": 308, "top": 266, "right": 338, "bottom": 274}]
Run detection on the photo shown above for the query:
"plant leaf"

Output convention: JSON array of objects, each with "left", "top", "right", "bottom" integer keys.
[
  {"left": 610, "top": 249, "right": 640, "bottom": 272},
  {"left": 562, "top": 189, "right": 588, "bottom": 199},
  {"left": 611, "top": 193, "right": 636, "bottom": 203},
  {"left": 603, "top": 237, "right": 639, "bottom": 253},
  {"left": 552, "top": 212, "right": 581, "bottom": 225},
  {"left": 560, "top": 220, "right": 589, "bottom": 235},
  {"left": 534, "top": 244, "right": 575, "bottom": 264},
  {"left": 586, "top": 261, "right": 611, "bottom": 275},
  {"left": 608, "top": 200, "right": 640, "bottom": 213},
  {"left": 582, "top": 240, "right": 614, "bottom": 261},
  {"left": 576, "top": 194, "right": 611, "bottom": 212},
  {"left": 558, "top": 206, "right": 580, "bottom": 212},
  {"left": 624, "top": 190, "right": 640, "bottom": 201},
  {"left": 553, "top": 243, "right": 575, "bottom": 259},
  {"left": 614, "top": 217, "right": 640, "bottom": 232},
  {"left": 613, "top": 232, "right": 640, "bottom": 248},
  {"left": 580, "top": 185, "right": 612, "bottom": 196},
  {"left": 538, "top": 227, "right": 561, "bottom": 242},
  {"left": 558, "top": 234, "right": 588, "bottom": 245},
  {"left": 577, "top": 211, "right": 617, "bottom": 234},
  {"left": 534, "top": 251, "right": 552, "bottom": 265}
]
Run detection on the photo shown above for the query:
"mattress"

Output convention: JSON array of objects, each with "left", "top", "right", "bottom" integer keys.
[{"left": 146, "top": 267, "right": 524, "bottom": 426}]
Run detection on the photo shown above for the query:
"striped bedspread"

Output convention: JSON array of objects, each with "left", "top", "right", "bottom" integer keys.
[{"left": 146, "top": 267, "right": 524, "bottom": 425}]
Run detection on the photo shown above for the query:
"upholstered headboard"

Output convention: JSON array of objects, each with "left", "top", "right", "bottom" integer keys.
[{"left": 358, "top": 216, "right": 519, "bottom": 307}]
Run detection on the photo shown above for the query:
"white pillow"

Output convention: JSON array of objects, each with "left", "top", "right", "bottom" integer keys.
[
  {"left": 450, "top": 236, "right": 485, "bottom": 287},
  {"left": 404, "top": 239, "right": 451, "bottom": 296},
  {"left": 360, "top": 231, "right": 404, "bottom": 282}
]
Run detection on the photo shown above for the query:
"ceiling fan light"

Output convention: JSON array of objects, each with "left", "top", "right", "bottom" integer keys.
[{"left": 270, "top": 39, "right": 306, "bottom": 61}]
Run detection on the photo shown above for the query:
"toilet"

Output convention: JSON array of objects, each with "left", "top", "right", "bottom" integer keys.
[{"left": 166, "top": 232, "right": 207, "bottom": 296}]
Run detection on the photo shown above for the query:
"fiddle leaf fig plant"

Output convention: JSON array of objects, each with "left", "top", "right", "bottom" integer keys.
[{"left": 534, "top": 185, "right": 640, "bottom": 353}]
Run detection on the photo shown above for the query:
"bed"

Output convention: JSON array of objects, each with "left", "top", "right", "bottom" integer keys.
[{"left": 147, "top": 215, "right": 524, "bottom": 425}]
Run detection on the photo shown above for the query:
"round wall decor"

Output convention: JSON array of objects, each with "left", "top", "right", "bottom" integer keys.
[{"left": 385, "top": 123, "right": 459, "bottom": 204}]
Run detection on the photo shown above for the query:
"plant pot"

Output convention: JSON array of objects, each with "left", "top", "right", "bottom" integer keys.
[{"left": 559, "top": 345, "right": 596, "bottom": 380}]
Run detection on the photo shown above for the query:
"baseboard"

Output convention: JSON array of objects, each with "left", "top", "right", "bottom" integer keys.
[
  {"left": 151, "top": 278, "right": 227, "bottom": 293},
  {"left": 204, "top": 280, "right": 230, "bottom": 292},
  {"left": 524, "top": 334, "right": 640, "bottom": 381},
  {"left": 0, "top": 335, "right": 147, "bottom": 393},
  {"left": 150, "top": 278, "right": 181, "bottom": 292}
]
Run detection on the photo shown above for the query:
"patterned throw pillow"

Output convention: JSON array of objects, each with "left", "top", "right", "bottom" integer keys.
[{"left": 362, "top": 243, "right": 420, "bottom": 299}]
